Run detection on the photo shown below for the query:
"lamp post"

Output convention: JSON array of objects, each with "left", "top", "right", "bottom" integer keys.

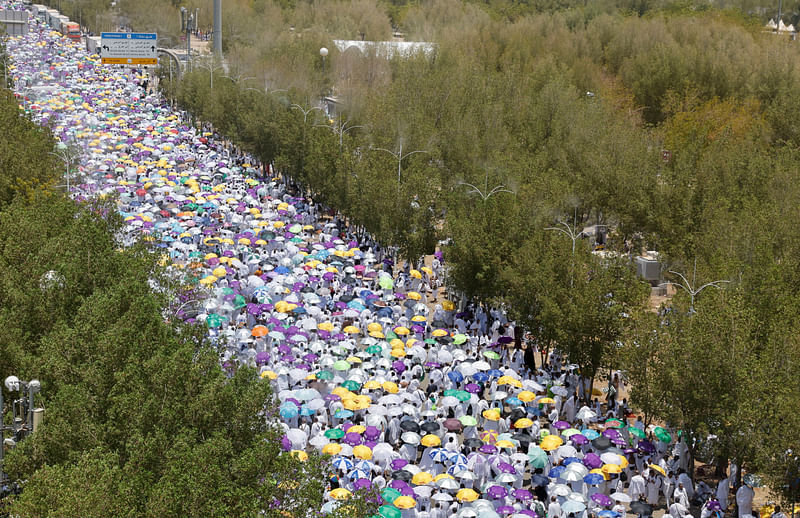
[
  {"left": 291, "top": 103, "right": 323, "bottom": 125},
  {"left": 196, "top": 59, "right": 222, "bottom": 90},
  {"left": 373, "top": 141, "right": 429, "bottom": 184},
  {"left": 315, "top": 118, "right": 364, "bottom": 153},
  {"left": 320, "top": 46, "right": 328, "bottom": 76},
  {"left": 659, "top": 258, "right": 730, "bottom": 313},
  {"left": 2, "top": 376, "right": 42, "bottom": 487},
  {"left": 457, "top": 169, "right": 515, "bottom": 203},
  {"left": 49, "top": 141, "right": 82, "bottom": 193}
]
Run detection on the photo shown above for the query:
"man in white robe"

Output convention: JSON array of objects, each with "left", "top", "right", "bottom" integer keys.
[
  {"left": 736, "top": 483, "right": 755, "bottom": 518},
  {"left": 646, "top": 475, "right": 662, "bottom": 505},
  {"left": 629, "top": 472, "right": 647, "bottom": 502},
  {"left": 716, "top": 477, "right": 729, "bottom": 511}
]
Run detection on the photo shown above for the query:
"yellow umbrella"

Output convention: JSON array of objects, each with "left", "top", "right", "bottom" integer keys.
[
  {"left": 347, "top": 425, "right": 366, "bottom": 434},
  {"left": 412, "top": 471, "right": 433, "bottom": 485},
  {"left": 482, "top": 409, "right": 501, "bottom": 421},
  {"left": 498, "top": 376, "right": 522, "bottom": 388},
  {"left": 649, "top": 464, "right": 666, "bottom": 476},
  {"left": 434, "top": 473, "right": 454, "bottom": 482},
  {"left": 409, "top": 269, "right": 423, "bottom": 279},
  {"left": 456, "top": 488, "right": 479, "bottom": 502},
  {"left": 212, "top": 266, "right": 227, "bottom": 277},
  {"left": 343, "top": 325, "right": 361, "bottom": 334},
  {"left": 353, "top": 445, "right": 373, "bottom": 460},
  {"left": 406, "top": 292, "right": 422, "bottom": 301},
  {"left": 432, "top": 329, "right": 448, "bottom": 337},
  {"left": 540, "top": 435, "right": 564, "bottom": 451},
  {"left": 421, "top": 434, "right": 441, "bottom": 447},
  {"left": 590, "top": 468, "right": 611, "bottom": 480},
  {"left": 603, "top": 463, "right": 622, "bottom": 474},
  {"left": 394, "top": 496, "right": 417, "bottom": 509},
  {"left": 539, "top": 397, "right": 555, "bottom": 404},
  {"left": 394, "top": 326, "right": 410, "bottom": 336},
  {"left": 514, "top": 418, "right": 534, "bottom": 429},
  {"left": 390, "top": 349, "right": 406, "bottom": 358},
  {"left": 322, "top": 443, "right": 342, "bottom": 455},
  {"left": 518, "top": 391, "right": 537, "bottom": 402},
  {"left": 345, "top": 356, "right": 363, "bottom": 364},
  {"left": 382, "top": 381, "right": 399, "bottom": 393},
  {"left": 290, "top": 450, "right": 308, "bottom": 461},
  {"left": 363, "top": 380, "right": 382, "bottom": 390},
  {"left": 369, "top": 331, "right": 385, "bottom": 338},
  {"left": 367, "top": 322, "right": 383, "bottom": 333},
  {"left": 389, "top": 338, "right": 405, "bottom": 348},
  {"left": 329, "top": 488, "right": 352, "bottom": 500},
  {"left": 421, "top": 266, "right": 433, "bottom": 276},
  {"left": 495, "top": 440, "right": 516, "bottom": 449},
  {"left": 442, "top": 300, "right": 455, "bottom": 311},
  {"left": 318, "top": 322, "right": 334, "bottom": 331},
  {"left": 332, "top": 387, "right": 355, "bottom": 399},
  {"left": 261, "top": 370, "right": 277, "bottom": 380}
]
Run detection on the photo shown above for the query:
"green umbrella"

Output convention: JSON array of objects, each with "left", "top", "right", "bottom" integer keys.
[
  {"left": 233, "top": 294, "right": 246, "bottom": 309},
  {"left": 605, "top": 418, "right": 624, "bottom": 428},
  {"left": 385, "top": 331, "right": 398, "bottom": 341},
  {"left": 381, "top": 487, "right": 402, "bottom": 503},
  {"left": 288, "top": 224, "right": 303, "bottom": 234},
  {"left": 627, "top": 426, "right": 646, "bottom": 439},
  {"left": 188, "top": 251, "right": 204, "bottom": 259},
  {"left": 562, "top": 428, "right": 581, "bottom": 437},
  {"left": 316, "top": 370, "right": 334, "bottom": 381},
  {"left": 453, "top": 333, "right": 467, "bottom": 345},
  {"left": 443, "top": 389, "right": 459, "bottom": 397},
  {"left": 341, "top": 380, "right": 361, "bottom": 392},
  {"left": 205, "top": 313, "right": 226, "bottom": 328},
  {"left": 324, "top": 428, "right": 345, "bottom": 439},
  {"left": 454, "top": 390, "right": 471, "bottom": 402},
  {"left": 290, "top": 237, "right": 304, "bottom": 244},
  {"left": 528, "top": 446, "right": 549, "bottom": 468},
  {"left": 424, "top": 339, "right": 436, "bottom": 345},
  {"left": 378, "top": 276, "right": 394, "bottom": 290},
  {"left": 365, "top": 345, "right": 383, "bottom": 355},
  {"left": 220, "top": 287, "right": 235, "bottom": 295},
  {"left": 653, "top": 426, "right": 672, "bottom": 443},
  {"left": 483, "top": 351, "right": 501, "bottom": 360},
  {"left": 184, "top": 202, "right": 198, "bottom": 211},
  {"left": 332, "top": 360, "right": 351, "bottom": 371},
  {"left": 459, "top": 415, "right": 478, "bottom": 427},
  {"left": 378, "top": 505, "right": 401, "bottom": 518}
]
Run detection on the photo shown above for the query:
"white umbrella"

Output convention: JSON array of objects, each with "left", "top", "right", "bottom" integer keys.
[
  {"left": 432, "top": 492, "right": 453, "bottom": 501},
  {"left": 576, "top": 406, "right": 597, "bottom": 421},
  {"left": 611, "top": 492, "right": 632, "bottom": 503},
  {"left": 601, "top": 452, "right": 624, "bottom": 465}
]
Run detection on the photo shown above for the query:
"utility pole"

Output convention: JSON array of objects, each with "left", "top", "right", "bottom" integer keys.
[{"left": 213, "top": 0, "right": 222, "bottom": 56}]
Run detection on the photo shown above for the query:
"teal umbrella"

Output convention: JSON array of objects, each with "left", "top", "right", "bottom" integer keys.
[
  {"left": 206, "top": 313, "right": 226, "bottom": 328},
  {"left": 341, "top": 380, "right": 361, "bottom": 391},
  {"left": 316, "top": 370, "right": 334, "bottom": 381},
  {"left": 325, "top": 428, "right": 345, "bottom": 439},
  {"left": 528, "top": 446, "right": 549, "bottom": 468}
]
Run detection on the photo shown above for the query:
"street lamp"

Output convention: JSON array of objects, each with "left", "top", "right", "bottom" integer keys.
[
  {"left": 49, "top": 141, "right": 83, "bottom": 193},
  {"left": 195, "top": 59, "right": 223, "bottom": 90},
  {"left": 659, "top": 258, "right": 730, "bottom": 313},
  {"left": 291, "top": 103, "right": 323, "bottom": 125},
  {"left": 457, "top": 169, "right": 515, "bottom": 203},
  {"left": 372, "top": 140, "right": 429, "bottom": 184},
  {"left": 2, "top": 376, "right": 42, "bottom": 486},
  {"left": 315, "top": 117, "right": 364, "bottom": 153},
  {"left": 320, "top": 46, "right": 328, "bottom": 75}
]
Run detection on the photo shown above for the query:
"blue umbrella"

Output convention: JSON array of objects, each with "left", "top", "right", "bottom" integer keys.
[
  {"left": 473, "top": 372, "right": 489, "bottom": 382},
  {"left": 562, "top": 457, "right": 582, "bottom": 466},
  {"left": 332, "top": 457, "right": 354, "bottom": 471},
  {"left": 488, "top": 369, "right": 504, "bottom": 378},
  {"left": 279, "top": 403, "right": 299, "bottom": 419},
  {"left": 584, "top": 473, "right": 606, "bottom": 485},
  {"left": 274, "top": 266, "right": 290, "bottom": 274},
  {"left": 448, "top": 371, "right": 464, "bottom": 383},
  {"left": 334, "top": 409, "right": 354, "bottom": 419},
  {"left": 505, "top": 396, "right": 522, "bottom": 407},
  {"left": 548, "top": 466, "right": 566, "bottom": 478},
  {"left": 562, "top": 500, "right": 586, "bottom": 514},
  {"left": 581, "top": 429, "right": 601, "bottom": 440},
  {"left": 599, "top": 512, "right": 620, "bottom": 518}
]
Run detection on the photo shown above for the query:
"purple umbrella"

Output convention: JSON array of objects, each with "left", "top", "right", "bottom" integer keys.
[
  {"left": 603, "top": 428, "right": 622, "bottom": 439},
  {"left": 391, "top": 459, "right": 409, "bottom": 471},
  {"left": 591, "top": 493, "right": 613, "bottom": 506},
  {"left": 364, "top": 426, "right": 381, "bottom": 440},
  {"left": 392, "top": 361, "right": 407, "bottom": 373},
  {"left": 570, "top": 434, "right": 589, "bottom": 445},
  {"left": 497, "top": 462, "right": 517, "bottom": 474},
  {"left": 553, "top": 420, "right": 571, "bottom": 430},
  {"left": 479, "top": 444, "right": 497, "bottom": 454},
  {"left": 255, "top": 351, "right": 270, "bottom": 365},
  {"left": 497, "top": 506, "right": 516, "bottom": 515},
  {"left": 280, "top": 435, "right": 292, "bottom": 451},
  {"left": 488, "top": 485, "right": 508, "bottom": 499},
  {"left": 344, "top": 432, "right": 363, "bottom": 446},
  {"left": 637, "top": 440, "right": 656, "bottom": 453},
  {"left": 513, "top": 488, "right": 533, "bottom": 501},
  {"left": 465, "top": 383, "right": 481, "bottom": 393},
  {"left": 583, "top": 453, "right": 603, "bottom": 469},
  {"left": 353, "top": 478, "right": 372, "bottom": 490},
  {"left": 324, "top": 394, "right": 341, "bottom": 402}
]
